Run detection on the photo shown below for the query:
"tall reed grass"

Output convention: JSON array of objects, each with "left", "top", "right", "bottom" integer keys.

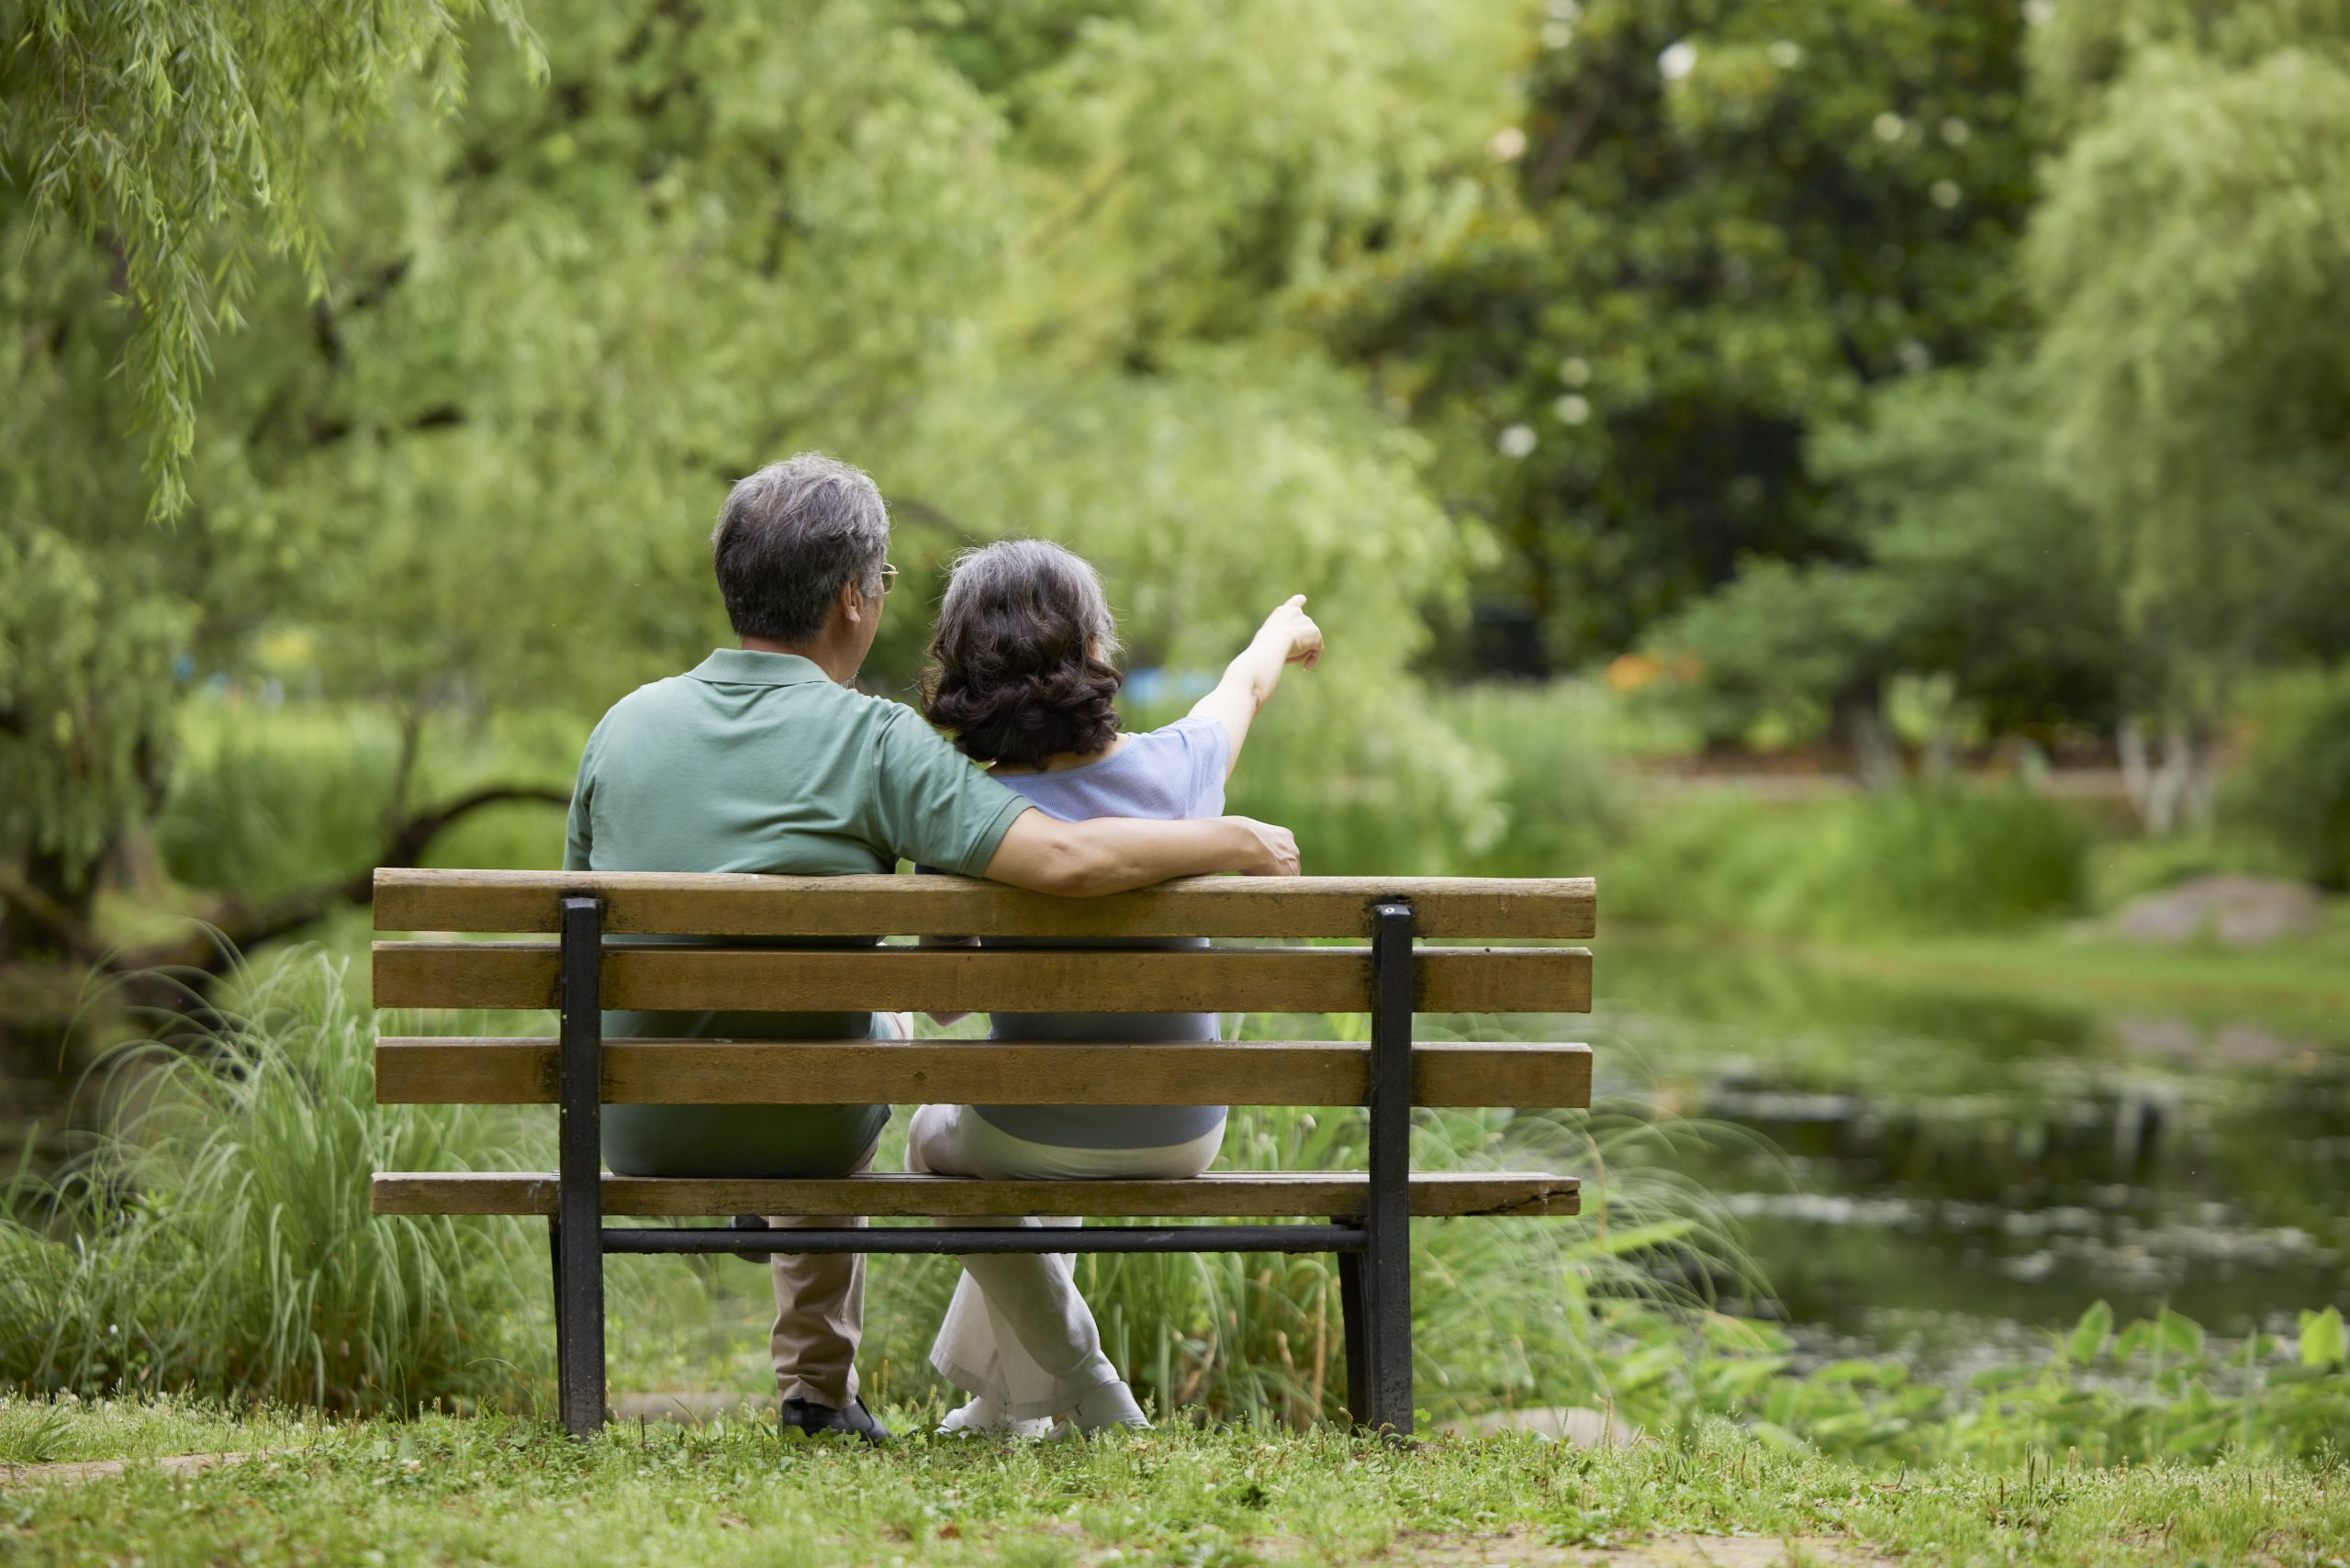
[{"left": 0, "top": 954, "right": 543, "bottom": 1411}]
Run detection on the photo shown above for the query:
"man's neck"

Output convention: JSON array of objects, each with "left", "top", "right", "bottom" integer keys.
[{"left": 740, "top": 634, "right": 860, "bottom": 688}]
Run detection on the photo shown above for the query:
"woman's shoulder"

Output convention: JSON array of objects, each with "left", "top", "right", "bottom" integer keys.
[{"left": 1121, "top": 714, "right": 1229, "bottom": 804}]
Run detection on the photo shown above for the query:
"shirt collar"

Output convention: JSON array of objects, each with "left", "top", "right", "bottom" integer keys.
[{"left": 687, "top": 648, "right": 835, "bottom": 688}]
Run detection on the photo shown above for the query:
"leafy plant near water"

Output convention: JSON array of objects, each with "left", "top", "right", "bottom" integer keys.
[{"left": 1613, "top": 1300, "right": 2350, "bottom": 1465}]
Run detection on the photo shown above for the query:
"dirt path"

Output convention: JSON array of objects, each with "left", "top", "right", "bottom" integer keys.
[
  {"left": 0, "top": 1450, "right": 266, "bottom": 1488},
  {"left": 1384, "top": 1531, "right": 1889, "bottom": 1566}
]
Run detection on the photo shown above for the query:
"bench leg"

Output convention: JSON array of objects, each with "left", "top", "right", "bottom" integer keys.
[
  {"left": 1358, "top": 902, "right": 1416, "bottom": 1436},
  {"left": 1335, "top": 1242, "right": 1370, "bottom": 1424},
  {"left": 555, "top": 894, "right": 607, "bottom": 1439},
  {"left": 547, "top": 1217, "right": 563, "bottom": 1368}
]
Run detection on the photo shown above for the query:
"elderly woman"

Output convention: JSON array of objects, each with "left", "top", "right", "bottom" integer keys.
[{"left": 908, "top": 540, "right": 1323, "bottom": 1436}]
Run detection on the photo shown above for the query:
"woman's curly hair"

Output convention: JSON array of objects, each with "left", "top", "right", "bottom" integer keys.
[{"left": 922, "top": 539, "right": 1124, "bottom": 768}]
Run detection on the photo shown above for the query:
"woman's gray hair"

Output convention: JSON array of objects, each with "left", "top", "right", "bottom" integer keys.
[
  {"left": 711, "top": 453, "right": 890, "bottom": 642},
  {"left": 940, "top": 539, "right": 1122, "bottom": 660}
]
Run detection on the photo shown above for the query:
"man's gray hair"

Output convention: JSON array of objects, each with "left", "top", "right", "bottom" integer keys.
[{"left": 711, "top": 453, "right": 890, "bottom": 642}]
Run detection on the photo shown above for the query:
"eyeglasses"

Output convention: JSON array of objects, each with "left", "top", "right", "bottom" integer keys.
[{"left": 875, "top": 563, "right": 899, "bottom": 596}]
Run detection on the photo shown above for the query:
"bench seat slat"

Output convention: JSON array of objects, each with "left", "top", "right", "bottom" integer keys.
[
  {"left": 371, "top": 1170, "right": 1581, "bottom": 1219},
  {"left": 375, "top": 869, "right": 1597, "bottom": 941},
  {"left": 372, "top": 1037, "right": 1594, "bottom": 1108},
  {"left": 370, "top": 942, "right": 1592, "bottom": 1015}
]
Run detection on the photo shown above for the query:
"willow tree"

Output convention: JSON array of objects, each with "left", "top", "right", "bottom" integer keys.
[
  {"left": 0, "top": 1, "right": 532, "bottom": 1025},
  {"left": 3, "top": 0, "right": 1517, "bottom": 1038},
  {"left": 2026, "top": 1, "right": 2350, "bottom": 829}
]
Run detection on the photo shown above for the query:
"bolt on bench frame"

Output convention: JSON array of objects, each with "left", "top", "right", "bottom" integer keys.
[{"left": 370, "top": 871, "right": 1594, "bottom": 1439}]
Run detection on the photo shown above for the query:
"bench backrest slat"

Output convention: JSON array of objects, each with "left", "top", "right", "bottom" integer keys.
[
  {"left": 373, "top": 1037, "right": 1594, "bottom": 1108},
  {"left": 374, "top": 869, "right": 1596, "bottom": 941},
  {"left": 371, "top": 941, "right": 1592, "bottom": 1015}
]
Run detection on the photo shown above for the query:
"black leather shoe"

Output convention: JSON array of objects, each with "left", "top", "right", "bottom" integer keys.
[
  {"left": 779, "top": 1395, "right": 890, "bottom": 1445},
  {"left": 730, "top": 1215, "right": 773, "bottom": 1263}
]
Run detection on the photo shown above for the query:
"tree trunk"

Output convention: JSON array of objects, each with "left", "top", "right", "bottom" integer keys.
[
  {"left": 2119, "top": 717, "right": 2217, "bottom": 836},
  {"left": 1836, "top": 684, "right": 1901, "bottom": 790}
]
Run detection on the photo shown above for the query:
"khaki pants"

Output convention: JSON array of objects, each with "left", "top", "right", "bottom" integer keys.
[{"left": 767, "top": 1135, "right": 879, "bottom": 1406}]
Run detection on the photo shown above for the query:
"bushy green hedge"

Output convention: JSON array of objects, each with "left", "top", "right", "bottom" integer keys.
[{"left": 1606, "top": 784, "right": 2090, "bottom": 940}]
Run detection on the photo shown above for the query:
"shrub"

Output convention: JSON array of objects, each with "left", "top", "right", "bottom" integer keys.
[
  {"left": 1607, "top": 784, "right": 2089, "bottom": 939},
  {"left": 2232, "top": 667, "right": 2350, "bottom": 891}
]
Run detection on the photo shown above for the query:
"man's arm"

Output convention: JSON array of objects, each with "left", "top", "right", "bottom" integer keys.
[
  {"left": 981, "top": 809, "right": 1299, "bottom": 896},
  {"left": 1189, "top": 595, "right": 1323, "bottom": 778}
]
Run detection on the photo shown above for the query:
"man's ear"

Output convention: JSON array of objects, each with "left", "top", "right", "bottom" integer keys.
[{"left": 837, "top": 577, "right": 866, "bottom": 625}]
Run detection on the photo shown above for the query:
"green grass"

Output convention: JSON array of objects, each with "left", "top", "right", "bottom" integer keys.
[
  {"left": 1603, "top": 785, "right": 2091, "bottom": 942},
  {"left": 1751, "top": 925, "right": 2350, "bottom": 1028},
  {"left": 6, "top": 1397, "right": 2348, "bottom": 1567}
]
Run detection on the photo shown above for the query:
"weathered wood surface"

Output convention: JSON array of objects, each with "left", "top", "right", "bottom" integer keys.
[
  {"left": 371, "top": 1170, "right": 1583, "bottom": 1219},
  {"left": 373, "top": 1036, "right": 1595, "bottom": 1108},
  {"left": 374, "top": 868, "right": 1596, "bottom": 941},
  {"left": 371, "top": 942, "right": 1593, "bottom": 1015}
]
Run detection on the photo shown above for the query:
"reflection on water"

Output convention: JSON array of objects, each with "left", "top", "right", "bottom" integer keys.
[{"left": 1593, "top": 933, "right": 2350, "bottom": 1376}]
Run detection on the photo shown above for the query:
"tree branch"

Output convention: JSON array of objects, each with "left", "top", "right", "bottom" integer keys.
[
  {"left": 27, "top": 784, "right": 570, "bottom": 985},
  {"left": 0, "top": 868, "right": 108, "bottom": 965}
]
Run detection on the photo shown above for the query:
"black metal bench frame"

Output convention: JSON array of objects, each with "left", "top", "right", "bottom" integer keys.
[{"left": 543, "top": 895, "right": 1423, "bottom": 1439}]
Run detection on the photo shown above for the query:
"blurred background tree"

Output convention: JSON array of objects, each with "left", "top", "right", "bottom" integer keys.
[
  {"left": 1312, "top": 0, "right": 2040, "bottom": 680},
  {"left": 2025, "top": 0, "right": 2350, "bottom": 830}
]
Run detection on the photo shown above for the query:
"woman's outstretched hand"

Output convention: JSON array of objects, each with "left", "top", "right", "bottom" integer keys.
[{"left": 1261, "top": 594, "right": 1324, "bottom": 669}]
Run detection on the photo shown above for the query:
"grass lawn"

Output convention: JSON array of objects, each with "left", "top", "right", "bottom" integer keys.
[
  {"left": 1690, "top": 925, "right": 2350, "bottom": 1030},
  {"left": 5, "top": 1398, "right": 2347, "bottom": 1566}
]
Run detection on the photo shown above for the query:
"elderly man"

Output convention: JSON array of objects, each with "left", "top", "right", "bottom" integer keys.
[{"left": 562, "top": 453, "right": 1297, "bottom": 1441}]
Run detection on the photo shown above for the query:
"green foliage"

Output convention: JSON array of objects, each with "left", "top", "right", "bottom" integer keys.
[
  {"left": 1441, "top": 684, "right": 1621, "bottom": 879},
  {"left": 1648, "top": 367, "right": 2123, "bottom": 747},
  {"left": 0, "top": 0, "right": 536, "bottom": 516},
  {"left": 0, "top": 953, "right": 541, "bottom": 1410},
  {"left": 1663, "top": 1300, "right": 2350, "bottom": 1465},
  {"left": 2027, "top": 17, "right": 2350, "bottom": 681},
  {"left": 154, "top": 703, "right": 574, "bottom": 900},
  {"left": 1321, "top": 0, "right": 2041, "bottom": 663},
  {"left": 1606, "top": 786, "right": 2089, "bottom": 940},
  {"left": 2230, "top": 668, "right": 2350, "bottom": 891}
]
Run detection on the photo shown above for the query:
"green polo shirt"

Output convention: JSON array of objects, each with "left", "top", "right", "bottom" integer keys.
[{"left": 563, "top": 647, "right": 1030, "bottom": 1177}]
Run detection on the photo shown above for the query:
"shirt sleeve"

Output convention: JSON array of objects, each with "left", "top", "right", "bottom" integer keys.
[
  {"left": 1171, "top": 713, "right": 1231, "bottom": 816},
  {"left": 562, "top": 726, "right": 599, "bottom": 872},
  {"left": 867, "top": 705, "right": 1033, "bottom": 877}
]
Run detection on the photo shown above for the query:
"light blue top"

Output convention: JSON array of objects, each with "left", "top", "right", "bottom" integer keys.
[{"left": 975, "top": 714, "right": 1233, "bottom": 1149}]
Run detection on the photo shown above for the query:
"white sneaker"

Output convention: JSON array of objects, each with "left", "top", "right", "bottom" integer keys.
[
  {"left": 1069, "top": 1380, "right": 1150, "bottom": 1434},
  {"left": 935, "top": 1396, "right": 1050, "bottom": 1440}
]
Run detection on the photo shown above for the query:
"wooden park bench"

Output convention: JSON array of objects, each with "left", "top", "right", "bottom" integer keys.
[{"left": 368, "top": 869, "right": 1595, "bottom": 1438}]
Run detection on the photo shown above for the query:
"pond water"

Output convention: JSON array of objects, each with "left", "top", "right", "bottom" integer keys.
[{"left": 1580, "top": 933, "right": 2350, "bottom": 1379}]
